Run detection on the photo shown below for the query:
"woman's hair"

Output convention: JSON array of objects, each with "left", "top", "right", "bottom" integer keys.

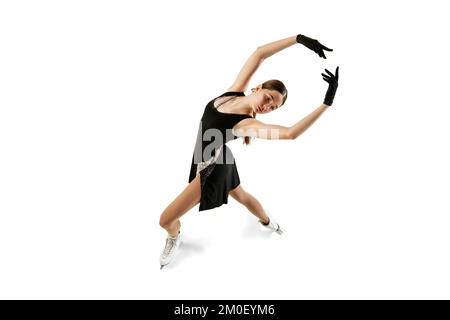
[{"left": 243, "top": 79, "right": 288, "bottom": 145}]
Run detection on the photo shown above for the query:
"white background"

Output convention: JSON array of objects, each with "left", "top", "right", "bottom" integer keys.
[{"left": 1, "top": 0, "right": 449, "bottom": 299}]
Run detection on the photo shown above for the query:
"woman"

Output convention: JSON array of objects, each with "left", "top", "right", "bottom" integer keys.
[{"left": 159, "top": 34, "right": 339, "bottom": 269}]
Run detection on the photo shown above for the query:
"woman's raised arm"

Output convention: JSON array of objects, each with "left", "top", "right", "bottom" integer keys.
[
  {"left": 228, "top": 34, "right": 333, "bottom": 92},
  {"left": 227, "top": 50, "right": 264, "bottom": 92},
  {"left": 232, "top": 105, "right": 328, "bottom": 141},
  {"left": 228, "top": 36, "right": 297, "bottom": 92},
  {"left": 233, "top": 66, "right": 339, "bottom": 140},
  {"left": 257, "top": 34, "right": 333, "bottom": 59},
  {"left": 256, "top": 35, "right": 297, "bottom": 59}
]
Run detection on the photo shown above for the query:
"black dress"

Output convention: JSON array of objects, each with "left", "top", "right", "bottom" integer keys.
[{"left": 188, "top": 91, "right": 253, "bottom": 211}]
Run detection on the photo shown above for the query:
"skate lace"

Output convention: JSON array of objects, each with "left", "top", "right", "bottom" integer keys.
[{"left": 162, "top": 237, "right": 177, "bottom": 257}]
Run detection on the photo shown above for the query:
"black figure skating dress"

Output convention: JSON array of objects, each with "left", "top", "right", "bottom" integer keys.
[{"left": 188, "top": 91, "right": 253, "bottom": 211}]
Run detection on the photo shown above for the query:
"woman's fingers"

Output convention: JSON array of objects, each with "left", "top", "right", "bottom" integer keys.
[
  {"left": 317, "top": 43, "right": 330, "bottom": 59},
  {"left": 322, "top": 74, "right": 331, "bottom": 82},
  {"left": 319, "top": 42, "right": 332, "bottom": 58},
  {"left": 325, "top": 68, "right": 334, "bottom": 77},
  {"left": 314, "top": 43, "right": 323, "bottom": 58}
]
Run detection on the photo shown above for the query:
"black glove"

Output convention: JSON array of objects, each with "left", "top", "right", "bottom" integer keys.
[
  {"left": 322, "top": 67, "right": 339, "bottom": 106},
  {"left": 296, "top": 34, "right": 333, "bottom": 59}
]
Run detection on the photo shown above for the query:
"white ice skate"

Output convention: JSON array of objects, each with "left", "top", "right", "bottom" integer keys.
[
  {"left": 160, "top": 232, "right": 183, "bottom": 269},
  {"left": 259, "top": 213, "right": 283, "bottom": 235}
]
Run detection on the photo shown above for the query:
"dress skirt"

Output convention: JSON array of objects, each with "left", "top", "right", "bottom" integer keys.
[{"left": 188, "top": 144, "right": 241, "bottom": 211}]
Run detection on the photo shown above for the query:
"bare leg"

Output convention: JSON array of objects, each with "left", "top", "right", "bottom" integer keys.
[
  {"left": 229, "top": 185, "right": 269, "bottom": 224},
  {"left": 159, "top": 174, "right": 202, "bottom": 236}
]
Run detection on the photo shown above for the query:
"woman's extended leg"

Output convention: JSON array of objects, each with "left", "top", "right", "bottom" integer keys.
[
  {"left": 159, "top": 174, "right": 202, "bottom": 236},
  {"left": 229, "top": 185, "right": 269, "bottom": 224}
]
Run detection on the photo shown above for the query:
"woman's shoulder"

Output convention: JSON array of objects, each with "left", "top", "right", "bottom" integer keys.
[
  {"left": 226, "top": 84, "right": 247, "bottom": 93},
  {"left": 219, "top": 91, "right": 245, "bottom": 97},
  {"left": 210, "top": 90, "right": 245, "bottom": 106}
]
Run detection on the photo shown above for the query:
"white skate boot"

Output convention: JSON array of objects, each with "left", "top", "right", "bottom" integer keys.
[
  {"left": 259, "top": 212, "right": 283, "bottom": 235},
  {"left": 160, "top": 232, "right": 183, "bottom": 269}
]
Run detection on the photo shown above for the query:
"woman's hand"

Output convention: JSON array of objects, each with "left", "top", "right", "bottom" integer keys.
[
  {"left": 322, "top": 67, "right": 339, "bottom": 106},
  {"left": 296, "top": 34, "right": 333, "bottom": 59}
]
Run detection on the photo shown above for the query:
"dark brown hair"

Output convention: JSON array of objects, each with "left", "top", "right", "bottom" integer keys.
[{"left": 243, "top": 79, "right": 288, "bottom": 145}]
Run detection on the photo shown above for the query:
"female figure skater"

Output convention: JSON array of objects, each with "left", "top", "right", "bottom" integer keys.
[{"left": 159, "top": 34, "right": 339, "bottom": 269}]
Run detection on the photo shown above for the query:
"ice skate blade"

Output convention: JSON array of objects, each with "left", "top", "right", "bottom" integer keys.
[{"left": 276, "top": 228, "right": 283, "bottom": 235}]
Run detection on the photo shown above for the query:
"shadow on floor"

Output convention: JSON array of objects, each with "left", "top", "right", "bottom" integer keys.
[{"left": 240, "top": 214, "right": 274, "bottom": 240}]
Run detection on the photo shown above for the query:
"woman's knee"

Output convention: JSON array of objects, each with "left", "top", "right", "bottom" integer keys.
[
  {"left": 159, "top": 210, "right": 175, "bottom": 229},
  {"left": 159, "top": 176, "right": 201, "bottom": 229},
  {"left": 159, "top": 212, "right": 170, "bottom": 229},
  {"left": 229, "top": 185, "right": 249, "bottom": 204}
]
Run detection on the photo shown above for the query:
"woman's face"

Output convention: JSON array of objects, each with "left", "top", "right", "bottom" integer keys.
[{"left": 251, "top": 87, "right": 284, "bottom": 114}]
